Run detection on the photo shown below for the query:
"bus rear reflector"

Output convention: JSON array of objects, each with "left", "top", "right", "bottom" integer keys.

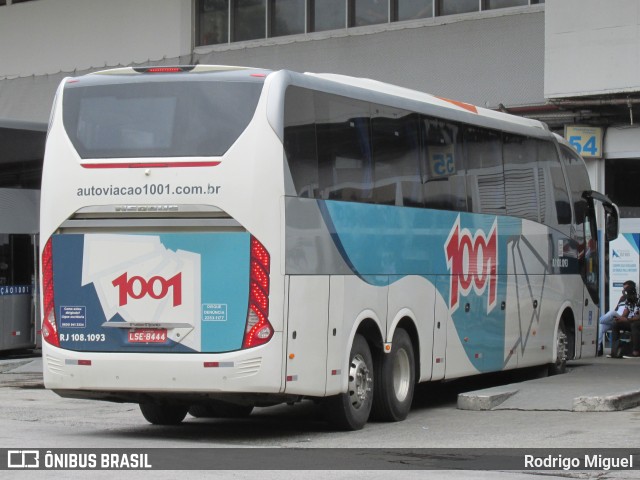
[
  {"left": 242, "top": 237, "right": 273, "bottom": 349},
  {"left": 42, "top": 239, "right": 60, "bottom": 347},
  {"left": 65, "top": 359, "right": 92, "bottom": 366}
]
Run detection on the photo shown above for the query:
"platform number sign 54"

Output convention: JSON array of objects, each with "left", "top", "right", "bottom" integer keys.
[
  {"left": 569, "top": 135, "right": 597, "bottom": 156},
  {"left": 565, "top": 126, "right": 602, "bottom": 158}
]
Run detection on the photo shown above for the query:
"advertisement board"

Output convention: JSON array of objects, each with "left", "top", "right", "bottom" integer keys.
[{"left": 609, "top": 233, "right": 640, "bottom": 306}]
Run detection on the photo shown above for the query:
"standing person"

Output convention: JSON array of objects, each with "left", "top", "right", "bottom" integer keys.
[
  {"left": 609, "top": 285, "right": 639, "bottom": 358},
  {"left": 598, "top": 280, "right": 636, "bottom": 356}
]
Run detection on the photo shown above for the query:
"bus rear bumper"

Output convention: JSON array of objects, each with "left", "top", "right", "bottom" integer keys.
[{"left": 42, "top": 333, "right": 285, "bottom": 401}]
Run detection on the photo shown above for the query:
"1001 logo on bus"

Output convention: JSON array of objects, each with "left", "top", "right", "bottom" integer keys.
[
  {"left": 112, "top": 272, "right": 182, "bottom": 307},
  {"left": 445, "top": 216, "right": 498, "bottom": 313}
]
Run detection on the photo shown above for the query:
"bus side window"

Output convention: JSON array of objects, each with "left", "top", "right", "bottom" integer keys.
[
  {"left": 559, "top": 145, "right": 591, "bottom": 226},
  {"left": 464, "top": 126, "right": 503, "bottom": 215},
  {"left": 0, "top": 233, "right": 7, "bottom": 286},
  {"left": 560, "top": 144, "right": 598, "bottom": 298},
  {"left": 283, "top": 86, "right": 319, "bottom": 198},
  {"left": 582, "top": 205, "right": 599, "bottom": 295},
  {"left": 538, "top": 140, "right": 572, "bottom": 231},
  {"left": 371, "top": 108, "right": 423, "bottom": 207},
  {"left": 0, "top": 234, "right": 33, "bottom": 286},
  {"left": 503, "top": 134, "right": 539, "bottom": 222},
  {"left": 315, "top": 93, "right": 373, "bottom": 203},
  {"left": 421, "top": 118, "right": 467, "bottom": 212}
]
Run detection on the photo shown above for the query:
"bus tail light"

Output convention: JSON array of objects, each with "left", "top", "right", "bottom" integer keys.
[
  {"left": 41, "top": 238, "right": 60, "bottom": 347},
  {"left": 132, "top": 66, "right": 196, "bottom": 74},
  {"left": 242, "top": 237, "right": 273, "bottom": 349}
]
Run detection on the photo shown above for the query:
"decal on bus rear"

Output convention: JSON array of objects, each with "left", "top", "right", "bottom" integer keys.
[{"left": 52, "top": 233, "right": 251, "bottom": 353}]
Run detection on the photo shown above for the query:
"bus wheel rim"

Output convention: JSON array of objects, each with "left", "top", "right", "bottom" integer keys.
[
  {"left": 556, "top": 329, "right": 567, "bottom": 366},
  {"left": 392, "top": 348, "right": 411, "bottom": 402},
  {"left": 349, "top": 353, "right": 371, "bottom": 410}
]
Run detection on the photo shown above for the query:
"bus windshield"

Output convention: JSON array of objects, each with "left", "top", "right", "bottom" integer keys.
[{"left": 62, "top": 73, "right": 264, "bottom": 159}]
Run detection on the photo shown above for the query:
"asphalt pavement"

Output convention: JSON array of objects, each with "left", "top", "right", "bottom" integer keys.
[{"left": 1, "top": 351, "right": 639, "bottom": 413}]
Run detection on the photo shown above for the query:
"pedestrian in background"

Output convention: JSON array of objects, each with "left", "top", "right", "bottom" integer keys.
[
  {"left": 598, "top": 280, "right": 636, "bottom": 356},
  {"left": 608, "top": 284, "right": 640, "bottom": 358}
]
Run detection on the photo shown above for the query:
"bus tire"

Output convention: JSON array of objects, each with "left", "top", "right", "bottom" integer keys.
[
  {"left": 323, "top": 334, "right": 373, "bottom": 431},
  {"left": 548, "top": 319, "right": 568, "bottom": 375},
  {"left": 139, "top": 402, "right": 188, "bottom": 425},
  {"left": 189, "top": 401, "right": 253, "bottom": 418},
  {"left": 371, "top": 328, "right": 415, "bottom": 422}
]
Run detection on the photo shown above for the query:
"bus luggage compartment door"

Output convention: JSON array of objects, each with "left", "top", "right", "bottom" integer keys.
[{"left": 284, "top": 275, "right": 329, "bottom": 396}]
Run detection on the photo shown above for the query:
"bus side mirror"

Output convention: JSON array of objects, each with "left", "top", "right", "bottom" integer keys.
[
  {"left": 606, "top": 211, "right": 619, "bottom": 241},
  {"left": 583, "top": 190, "right": 619, "bottom": 241}
]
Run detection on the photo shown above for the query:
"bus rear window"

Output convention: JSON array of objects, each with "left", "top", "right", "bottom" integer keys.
[{"left": 62, "top": 78, "right": 263, "bottom": 158}]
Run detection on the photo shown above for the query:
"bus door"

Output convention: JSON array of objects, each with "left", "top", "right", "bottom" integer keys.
[
  {"left": 580, "top": 191, "right": 619, "bottom": 356},
  {"left": 578, "top": 206, "right": 598, "bottom": 356}
]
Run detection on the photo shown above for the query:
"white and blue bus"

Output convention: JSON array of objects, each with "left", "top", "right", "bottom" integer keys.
[{"left": 40, "top": 65, "right": 618, "bottom": 430}]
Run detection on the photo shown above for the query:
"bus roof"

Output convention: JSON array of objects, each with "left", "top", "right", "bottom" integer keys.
[
  {"left": 303, "top": 72, "right": 547, "bottom": 132},
  {"left": 77, "top": 65, "right": 549, "bottom": 139}
]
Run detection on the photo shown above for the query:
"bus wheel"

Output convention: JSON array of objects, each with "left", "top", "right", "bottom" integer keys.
[
  {"left": 371, "top": 328, "right": 415, "bottom": 422},
  {"left": 189, "top": 401, "right": 253, "bottom": 418},
  {"left": 139, "top": 403, "right": 188, "bottom": 425},
  {"left": 323, "top": 334, "right": 373, "bottom": 431},
  {"left": 548, "top": 320, "right": 568, "bottom": 375}
]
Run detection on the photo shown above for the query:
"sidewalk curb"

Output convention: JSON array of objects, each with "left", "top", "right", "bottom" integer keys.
[
  {"left": 458, "top": 388, "right": 640, "bottom": 412},
  {"left": 573, "top": 390, "right": 640, "bottom": 412},
  {"left": 457, "top": 389, "right": 519, "bottom": 411}
]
